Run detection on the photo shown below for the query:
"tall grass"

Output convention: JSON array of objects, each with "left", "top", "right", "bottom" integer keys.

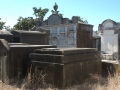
[{"left": 1, "top": 65, "right": 120, "bottom": 90}]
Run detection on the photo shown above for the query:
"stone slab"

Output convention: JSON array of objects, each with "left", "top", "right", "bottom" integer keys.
[
  {"left": 34, "top": 48, "right": 97, "bottom": 55},
  {"left": 30, "top": 51, "right": 100, "bottom": 63}
]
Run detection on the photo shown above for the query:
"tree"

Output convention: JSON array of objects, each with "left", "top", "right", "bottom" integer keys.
[
  {"left": 5, "top": 25, "right": 14, "bottom": 31},
  {"left": 0, "top": 18, "right": 6, "bottom": 29},
  {"left": 33, "top": 7, "right": 49, "bottom": 22},
  {"left": 0, "top": 18, "right": 12, "bottom": 30},
  {"left": 14, "top": 7, "right": 49, "bottom": 30},
  {"left": 14, "top": 16, "right": 37, "bottom": 30},
  {"left": 77, "top": 16, "right": 88, "bottom": 23}
]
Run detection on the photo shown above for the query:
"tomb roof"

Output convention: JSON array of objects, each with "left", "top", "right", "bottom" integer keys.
[
  {"left": 35, "top": 3, "right": 93, "bottom": 27},
  {"left": 78, "top": 21, "right": 93, "bottom": 26},
  {"left": 101, "top": 19, "right": 117, "bottom": 25},
  {"left": 12, "top": 30, "right": 46, "bottom": 34},
  {"left": 0, "top": 30, "right": 12, "bottom": 35}
]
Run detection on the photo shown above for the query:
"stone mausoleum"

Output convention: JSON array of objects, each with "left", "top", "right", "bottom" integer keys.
[
  {"left": 34, "top": 3, "right": 94, "bottom": 48},
  {"left": 98, "top": 19, "right": 120, "bottom": 61}
]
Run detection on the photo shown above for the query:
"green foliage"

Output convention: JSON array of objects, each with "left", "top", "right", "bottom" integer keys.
[
  {"left": 0, "top": 18, "right": 6, "bottom": 29},
  {"left": 4, "top": 25, "right": 13, "bottom": 31},
  {"left": 14, "top": 17, "right": 37, "bottom": 30},
  {"left": 33, "top": 7, "right": 49, "bottom": 22},
  {"left": 0, "top": 18, "right": 12, "bottom": 30},
  {"left": 77, "top": 16, "right": 88, "bottom": 23},
  {"left": 14, "top": 7, "right": 49, "bottom": 30}
]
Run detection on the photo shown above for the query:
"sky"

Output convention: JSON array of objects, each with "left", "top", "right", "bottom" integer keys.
[{"left": 0, "top": 0, "right": 120, "bottom": 30}]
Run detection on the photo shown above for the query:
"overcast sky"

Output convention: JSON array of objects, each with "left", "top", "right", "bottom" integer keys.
[{"left": 0, "top": 0, "right": 120, "bottom": 30}]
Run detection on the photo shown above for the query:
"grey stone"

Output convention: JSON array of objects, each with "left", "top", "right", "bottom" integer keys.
[
  {"left": 42, "top": 21, "right": 47, "bottom": 26},
  {"left": 36, "top": 21, "right": 41, "bottom": 26},
  {"left": 72, "top": 16, "right": 79, "bottom": 23},
  {"left": 48, "top": 14, "right": 62, "bottom": 25},
  {"left": 62, "top": 18, "right": 70, "bottom": 24},
  {"left": 30, "top": 48, "right": 101, "bottom": 88},
  {"left": 11, "top": 30, "right": 50, "bottom": 45},
  {"left": 0, "top": 39, "right": 57, "bottom": 83}
]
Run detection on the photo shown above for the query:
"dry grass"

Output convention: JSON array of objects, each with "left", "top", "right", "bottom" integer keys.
[{"left": 1, "top": 66, "right": 120, "bottom": 90}]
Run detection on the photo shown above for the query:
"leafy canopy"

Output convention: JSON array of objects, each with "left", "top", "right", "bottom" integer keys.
[
  {"left": 77, "top": 16, "right": 88, "bottom": 23},
  {"left": 0, "top": 18, "right": 6, "bottom": 30},
  {"left": 14, "top": 17, "right": 37, "bottom": 30},
  {"left": 0, "top": 18, "right": 12, "bottom": 30},
  {"left": 33, "top": 7, "right": 49, "bottom": 22},
  {"left": 14, "top": 7, "right": 49, "bottom": 30}
]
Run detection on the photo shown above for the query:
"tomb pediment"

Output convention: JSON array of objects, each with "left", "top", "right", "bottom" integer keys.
[
  {"left": 36, "top": 3, "right": 93, "bottom": 27},
  {"left": 47, "top": 14, "right": 62, "bottom": 25},
  {"left": 98, "top": 19, "right": 117, "bottom": 31},
  {"left": 102, "top": 19, "right": 116, "bottom": 29}
]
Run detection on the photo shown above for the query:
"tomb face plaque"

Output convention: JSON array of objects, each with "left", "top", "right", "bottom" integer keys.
[
  {"left": 101, "top": 30, "right": 118, "bottom": 54},
  {"left": 104, "top": 35, "right": 114, "bottom": 53}
]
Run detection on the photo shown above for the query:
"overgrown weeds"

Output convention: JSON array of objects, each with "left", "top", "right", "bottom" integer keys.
[{"left": 1, "top": 64, "right": 120, "bottom": 90}]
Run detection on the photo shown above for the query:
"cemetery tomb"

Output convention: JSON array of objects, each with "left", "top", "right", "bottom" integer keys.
[
  {"left": 0, "top": 39, "right": 56, "bottom": 83},
  {"left": 30, "top": 48, "right": 101, "bottom": 88},
  {"left": 98, "top": 19, "right": 120, "bottom": 61},
  {"left": 0, "top": 30, "right": 13, "bottom": 43},
  {"left": 11, "top": 30, "right": 50, "bottom": 45},
  {"left": 35, "top": 3, "right": 93, "bottom": 48}
]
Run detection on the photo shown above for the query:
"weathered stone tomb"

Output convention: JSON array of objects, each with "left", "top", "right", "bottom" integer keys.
[
  {"left": 11, "top": 30, "right": 50, "bottom": 45},
  {"left": 98, "top": 19, "right": 120, "bottom": 76},
  {"left": 98, "top": 19, "right": 120, "bottom": 61},
  {"left": 30, "top": 48, "right": 101, "bottom": 88},
  {"left": 0, "top": 30, "right": 13, "bottom": 43},
  {"left": 34, "top": 3, "right": 94, "bottom": 48},
  {"left": 0, "top": 39, "right": 56, "bottom": 83}
]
